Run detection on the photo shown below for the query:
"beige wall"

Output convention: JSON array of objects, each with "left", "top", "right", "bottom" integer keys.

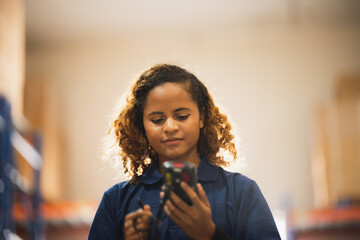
[
  {"left": 0, "top": 0, "right": 25, "bottom": 119},
  {"left": 26, "top": 25, "right": 360, "bottom": 210}
]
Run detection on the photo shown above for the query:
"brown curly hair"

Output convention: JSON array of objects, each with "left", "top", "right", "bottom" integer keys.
[{"left": 110, "top": 64, "right": 237, "bottom": 183}]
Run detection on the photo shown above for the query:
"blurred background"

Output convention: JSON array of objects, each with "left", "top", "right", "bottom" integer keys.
[{"left": 1, "top": 0, "right": 360, "bottom": 239}]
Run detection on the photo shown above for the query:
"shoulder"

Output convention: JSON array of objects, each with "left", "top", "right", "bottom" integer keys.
[
  {"left": 89, "top": 181, "right": 132, "bottom": 239},
  {"left": 102, "top": 181, "right": 133, "bottom": 204},
  {"left": 214, "top": 168, "right": 280, "bottom": 238},
  {"left": 218, "top": 168, "right": 262, "bottom": 197},
  {"left": 219, "top": 167, "right": 256, "bottom": 186}
]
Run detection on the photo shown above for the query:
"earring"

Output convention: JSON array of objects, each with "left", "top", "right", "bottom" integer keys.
[{"left": 148, "top": 145, "right": 156, "bottom": 157}]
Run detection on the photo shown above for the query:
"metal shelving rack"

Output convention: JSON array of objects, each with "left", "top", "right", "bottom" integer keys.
[{"left": 0, "top": 95, "right": 44, "bottom": 240}]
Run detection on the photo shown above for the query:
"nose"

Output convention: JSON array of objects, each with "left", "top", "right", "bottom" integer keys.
[{"left": 163, "top": 118, "right": 179, "bottom": 133}]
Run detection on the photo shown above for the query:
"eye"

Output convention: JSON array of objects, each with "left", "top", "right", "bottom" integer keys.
[
  {"left": 176, "top": 114, "right": 190, "bottom": 121},
  {"left": 151, "top": 118, "right": 164, "bottom": 124}
]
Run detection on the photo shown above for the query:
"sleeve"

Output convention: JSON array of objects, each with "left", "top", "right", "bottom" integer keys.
[
  {"left": 237, "top": 179, "right": 281, "bottom": 240},
  {"left": 88, "top": 191, "right": 120, "bottom": 240},
  {"left": 212, "top": 224, "right": 233, "bottom": 240}
]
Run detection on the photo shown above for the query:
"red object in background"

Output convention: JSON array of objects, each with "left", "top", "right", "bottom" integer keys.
[
  {"left": 14, "top": 201, "right": 98, "bottom": 240},
  {"left": 290, "top": 207, "right": 360, "bottom": 240}
]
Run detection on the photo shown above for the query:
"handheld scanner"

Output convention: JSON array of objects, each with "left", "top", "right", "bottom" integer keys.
[{"left": 162, "top": 161, "right": 197, "bottom": 205}]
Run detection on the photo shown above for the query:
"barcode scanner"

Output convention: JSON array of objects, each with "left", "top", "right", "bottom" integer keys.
[{"left": 162, "top": 161, "right": 197, "bottom": 205}]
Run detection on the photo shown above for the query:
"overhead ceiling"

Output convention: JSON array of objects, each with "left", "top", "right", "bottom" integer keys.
[{"left": 25, "top": 0, "right": 360, "bottom": 44}]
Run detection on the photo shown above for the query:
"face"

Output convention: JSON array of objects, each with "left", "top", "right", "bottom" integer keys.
[{"left": 143, "top": 82, "right": 204, "bottom": 165}]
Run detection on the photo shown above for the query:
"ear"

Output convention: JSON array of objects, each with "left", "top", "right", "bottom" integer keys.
[{"left": 199, "top": 108, "right": 205, "bottom": 129}]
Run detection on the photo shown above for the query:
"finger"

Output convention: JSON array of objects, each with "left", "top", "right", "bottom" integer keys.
[
  {"left": 143, "top": 204, "right": 151, "bottom": 211},
  {"left": 135, "top": 208, "right": 153, "bottom": 218},
  {"left": 160, "top": 191, "right": 165, "bottom": 199},
  {"left": 124, "top": 209, "right": 152, "bottom": 233},
  {"left": 125, "top": 211, "right": 137, "bottom": 221},
  {"left": 180, "top": 181, "right": 200, "bottom": 206},
  {"left": 163, "top": 204, "right": 183, "bottom": 228},
  {"left": 169, "top": 190, "right": 191, "bottom": 212},
  {"left": 124, "top": 219, "right": 133, "bottom": 232},
  {"left": 164, "top": 199, "right": 191, "bottom": 226},
  {"left": 137, "top": 232, "right": 148, "bottom": 240},
  {"left": 124, "top": 219, "right": 140, "bottom": 239},
  {"left": 197, "top": 183, "right": 210, "bottom": 207},
  {"left": 135, "top": 214, "right": 152, "bottom": 225},
  {"left": 134, "top": 220, "right": 151, "bottom": 232},
  {"left": 125, "top": 208, "right": 146, "bottom": 221},
  {"left": 129, "top": 215, "right": 152, "bottom": 236}
]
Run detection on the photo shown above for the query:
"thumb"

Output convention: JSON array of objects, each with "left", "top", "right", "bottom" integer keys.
[{"left": 144, "top": 204, "right": 151, "bottom": 211}]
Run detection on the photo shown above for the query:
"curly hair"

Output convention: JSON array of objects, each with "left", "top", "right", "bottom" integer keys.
[{"left": 109, "top": 64, "right": 237, "bottom": 183}]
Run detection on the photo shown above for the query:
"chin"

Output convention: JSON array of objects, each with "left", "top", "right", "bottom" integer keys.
[{"left": 162, "top": 153, "right": 185, "bottom": 161}]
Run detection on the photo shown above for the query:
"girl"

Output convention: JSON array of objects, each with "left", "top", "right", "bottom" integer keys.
[{"left": 88, "top": 64, "right": 280, "bottom": 240}]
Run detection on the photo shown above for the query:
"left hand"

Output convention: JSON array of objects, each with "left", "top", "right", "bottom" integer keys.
[
  {"left": 124, "top": 205, "right": 153, "bottom": 240},
  {"left": 160, "top": 182, "right": 215, "bottom": 240}
]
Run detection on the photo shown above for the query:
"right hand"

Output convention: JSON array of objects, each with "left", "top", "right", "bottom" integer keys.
[
  {"left": 124, "top": 204, "right": 153, "bottom": 240},
  {"left": 160, "top": 183, "right": 215, "bottom": 240}
]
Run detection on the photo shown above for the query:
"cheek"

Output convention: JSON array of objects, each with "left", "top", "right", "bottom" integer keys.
[
  {"left": 187, "top": 122, "right": 201, "bottom": 139},
  {"left": 143, "top": 124, "right": 159, "bottom": 142}
]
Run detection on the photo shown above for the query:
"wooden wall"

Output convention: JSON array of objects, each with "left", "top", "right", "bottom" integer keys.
[
  {"left": 312, "top": 74, "right": 360, "bottom": 208},
  {"left": 0, "top": 0, "right": 25, "bottom": 120}
]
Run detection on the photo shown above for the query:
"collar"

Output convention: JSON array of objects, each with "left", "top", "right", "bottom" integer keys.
[
  {"left": 197, "top": 155, "right": 220, "bottom": 182},
  {"left": 140, "top": 156, "right": 220, "bottom": 185},
  {"left": 140, "top": 158, "right": 163, "bottom": 185}
]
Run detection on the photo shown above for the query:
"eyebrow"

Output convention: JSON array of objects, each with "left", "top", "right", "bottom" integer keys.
[
  {"left": 174, "top": 107, "right": 190, "bottom": 113},
  {"left": 147, "top": 107, "right": 191, "bottom": 116}
]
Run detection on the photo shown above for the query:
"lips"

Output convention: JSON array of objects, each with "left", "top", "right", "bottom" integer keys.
[{"left": 162, "top": 138, "right": 184, "bottom": 145}]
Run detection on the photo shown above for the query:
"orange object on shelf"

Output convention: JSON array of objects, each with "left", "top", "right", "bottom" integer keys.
[
  {"left": 14, "top": 200, "right": 98, "bottom": 227},
  {"left": 14, "top": 200, "right": 98, "bottom": 240}
]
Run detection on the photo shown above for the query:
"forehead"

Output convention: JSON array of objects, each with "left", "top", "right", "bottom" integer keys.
[{"left": 143, "top": 82, "right": 197, "bottom": 112}]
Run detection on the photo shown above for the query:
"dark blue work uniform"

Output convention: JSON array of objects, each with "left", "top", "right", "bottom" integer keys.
[{"left": 88, "top": 157, "right": 280, "bottom": 239}]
